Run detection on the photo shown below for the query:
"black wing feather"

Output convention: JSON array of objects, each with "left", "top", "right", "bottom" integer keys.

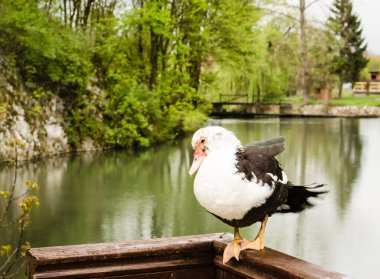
[
  {"left": 246, "top": 136, "right": 285, "bottom": 157},
  {"left": 234, "top": 136, "right": 327, "bottom": 221},
  {"left": 235, "top": 137, "right": 285, "bottom": 184}
]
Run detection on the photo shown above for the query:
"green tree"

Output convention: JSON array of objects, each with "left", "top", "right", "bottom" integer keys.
[
  {"left": 308, "top": 27, "right": 338, "bottom": 94},
  {"left": 201, "top": 1, "right": 274, "bottom": 103},
  {"left": 258, "top": 17, "right": 299, "bottom": 101},
  {"left": 328, "top": 0, "right": 368, "bottom": 97}
]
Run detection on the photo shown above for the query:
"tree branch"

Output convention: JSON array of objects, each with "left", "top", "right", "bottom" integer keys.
[
  {"left": 0, "top": 248, "right": 17, "bottom": 273},
  {"left": 1, "top": 219, "right": 27, "bottom": 278},
  {"left": 305, "top": 0, "right": 322, "bottom": 10},
  {"left": 3, "top": 263, "right": 25, "bottom": 279}
]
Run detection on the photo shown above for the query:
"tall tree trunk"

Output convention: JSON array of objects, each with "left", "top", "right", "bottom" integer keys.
[
  {"left": 63, "top": 0, "right": 67, "bottom": 26},
  {"left": 137, "top": 23, "right": 144, "bottom": 61},
  {"left": 133, "top": 0, "right": 144, "bottom": 78},
  {"left": 45, "top": 0, "right": 52, "bottom": 13},
  {"left": 69, "top": 0, "right": 76, "bottom": 28},
  {"left": 257, "top": 83, "right": 261, "bottom": 103},
  {"left": 109, "top": 0, "right": 118, "bottom": 16},
  {"left": 161, "top": 37, "right": 170, "bottom": 73},
  {"left": 82, "top": 0, "right": 94, "bottom": 30},
  {"left": 74, "top": 0, "right": 81, "bottom": 29},
  {"left": 299, "top": 0, "right": 310, "bottom": 104},
  {"left": 365, "top": 79, "right": 370, "bottom": 96},
  {"left": 149, "top": 27, "right": 159, "bottom": 90},
  {"left": 188, "top": 52, "right": 201, "bottom": 91},
  {"left": 338, "top": 81, "right": 343, "bottom": 98}
]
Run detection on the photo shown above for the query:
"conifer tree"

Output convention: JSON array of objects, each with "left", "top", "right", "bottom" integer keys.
[{"left": 328, "top": 0, "right": 368, "bottom": 97}]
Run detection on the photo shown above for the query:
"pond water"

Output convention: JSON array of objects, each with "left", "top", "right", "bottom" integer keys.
[{"left": 1, "top": 117, "right": 380, "bottom": 278}]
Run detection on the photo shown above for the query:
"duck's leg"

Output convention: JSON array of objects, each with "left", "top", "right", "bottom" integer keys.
[
  {"left": 241, "top": 215, "right": 269, "bottom": 251},
  {"left": 223, "top": 227, "right": 244, "bottom": 264}
]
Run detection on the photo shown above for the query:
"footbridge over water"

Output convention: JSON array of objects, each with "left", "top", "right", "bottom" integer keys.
[{"left": 211, "top": 94, "right": 292, "bottom": 117}]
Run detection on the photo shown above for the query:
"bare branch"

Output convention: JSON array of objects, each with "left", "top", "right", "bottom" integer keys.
[
  {"left": 1, "top": 219, "right": 27, "bottom": 278},
  {"left": 0, "top": 248, "right": 17, "bottom": 273},
  {"left": 305, "top": 0, "right": 322, "bottom": 10},
  {"left": 3, "top": 263, "right": 25, "bottom": 279},
  {"left": 11, "top": 189, "right": 32, "bottom": 202},
  {"left": 0, "top": 209, "right": 30, "bottom": 228}
]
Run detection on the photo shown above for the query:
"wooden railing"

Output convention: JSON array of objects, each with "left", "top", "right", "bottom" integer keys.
[
  {"left": 26, "top": 233, "right": 347, "bottom": 279},
  {"left": 218, "top": 94, "right": 249, "bottom": 104},
  {"left": 353, "top": 81, "right": 380, "bottom": 93}
]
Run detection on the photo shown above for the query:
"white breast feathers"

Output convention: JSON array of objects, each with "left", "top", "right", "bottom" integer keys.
[{"left": 193, "top": 148, "right": 274, "bottom": 220}]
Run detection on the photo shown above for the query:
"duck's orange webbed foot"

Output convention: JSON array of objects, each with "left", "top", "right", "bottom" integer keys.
[
  {"left": 241, "top": 215, "right": 268, "bottom": 251},
  {"left": 223, "top": 227, "right": 244, "bottom": 264},
  {"left": 241, "top": 234, "right": 264, "bottom": 250}
]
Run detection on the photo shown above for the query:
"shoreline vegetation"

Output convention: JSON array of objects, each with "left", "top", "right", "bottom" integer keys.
[{"left": 1, "top": 102, "right": 379, "bottom": 163}]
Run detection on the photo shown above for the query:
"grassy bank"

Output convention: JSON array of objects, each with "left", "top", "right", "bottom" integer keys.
[{"left": 278, "top": 91, "right": 380, "bottom": 107}]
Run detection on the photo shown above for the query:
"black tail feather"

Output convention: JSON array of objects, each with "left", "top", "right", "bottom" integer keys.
[{"left": 276, "top": 183, "right": 328, "bottom": 213}]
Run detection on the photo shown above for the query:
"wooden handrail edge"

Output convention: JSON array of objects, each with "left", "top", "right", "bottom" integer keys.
[{"left": 26, "top": 233, "right": 350, "bottom": 279}]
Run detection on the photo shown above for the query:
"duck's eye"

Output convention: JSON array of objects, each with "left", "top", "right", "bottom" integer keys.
[{"left": 200, "top": 139, "right": 205, "bottom": 144}]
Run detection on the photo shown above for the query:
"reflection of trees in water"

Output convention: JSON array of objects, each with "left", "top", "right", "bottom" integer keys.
[
  {"left": 337, "top": 119, "right": 362, "bottom": 212},
  {"left": 4, "top": 137, "right": 223, "bottom": 248},
  {"left": 279, "top": 118, "right": 362, "bottom": 216},
  {"left": 1, "top": 156, "right": 69, "bottom": 245}
]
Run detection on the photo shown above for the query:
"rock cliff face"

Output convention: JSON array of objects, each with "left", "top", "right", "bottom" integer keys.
[
  {"left": 0, "top": 99, "right": 71, "bottom": 161},
  {"left": 0, "top": 59, "right": 70, "bottom": 161}
]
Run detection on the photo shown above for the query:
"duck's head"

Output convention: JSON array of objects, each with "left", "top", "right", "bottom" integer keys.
[{"left": 189, "top": 126, "right": 242, "bottom": 176}]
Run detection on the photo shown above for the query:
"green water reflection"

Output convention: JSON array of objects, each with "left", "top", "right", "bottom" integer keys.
[{"left": 1, "top": 118, "right": 380, "bottom": 278}]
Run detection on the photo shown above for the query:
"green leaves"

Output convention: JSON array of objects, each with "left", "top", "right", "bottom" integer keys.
[
  {"left": 0, "top": 245, "right": 11, "bottom": 257},
  {"left": 25, "top": 180, "right": 39, "bottom": 191},
  {"left": 19, "top": 196, "right": 40, "bottom": 216},
  {"left": 0, "top": 191, "right": 11, "bottom": 199}
]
